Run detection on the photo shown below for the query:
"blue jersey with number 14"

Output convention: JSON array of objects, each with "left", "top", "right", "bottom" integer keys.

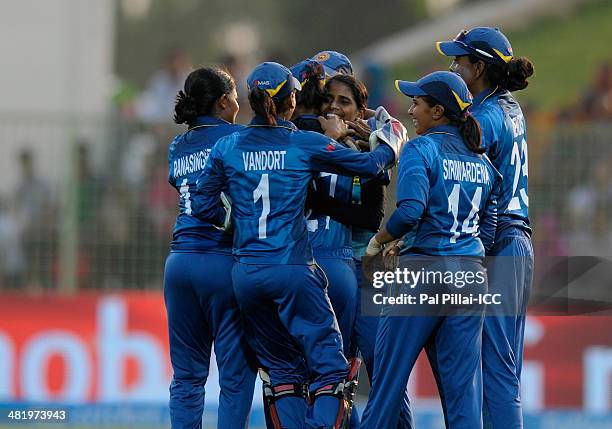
[
  {"left": 387, "top": 124, "right": 501, "bottom": 256},
  {"left": 195, "top": 116, "right": 395, "bottom": 265}
]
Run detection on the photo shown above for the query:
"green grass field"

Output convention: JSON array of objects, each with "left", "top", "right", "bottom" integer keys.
[{"left": 392, "top": 0, "right": 612, "bottom": 112}]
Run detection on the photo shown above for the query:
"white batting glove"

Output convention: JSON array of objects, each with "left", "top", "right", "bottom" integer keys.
[
  {"left": 373, "top": 105, "right": 393, "bottom": 128},
  {"left": 365, "top": 235, "right": 384, "bottom": 256}
]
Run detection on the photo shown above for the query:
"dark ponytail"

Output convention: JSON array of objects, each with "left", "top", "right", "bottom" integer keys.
[
  {"left": 423, "top": 95, "right": 484, "bottom": 154},
  {"left": 470, "top": 55, "right": 534, "bottom": 92},
  {"left": 296, "top": 62, "right": 326, "bottom": 112},
  {"left": 248, "top": 87, "right": 297, "bottom": 126},
  {"left": 505, "top": 57, "right": 534, "bottom": 91},
  {"left": 248, "top": 88, "right": 278, "bottom": 125},
  {"left": 174, "top": 91, "right": 198, "bottom": 125},
  {"left": 174, "top": 67, "right": 235, "bottom": 126},
  {"left": 453, "top": 114, "right": 484, "bottom": 154}
]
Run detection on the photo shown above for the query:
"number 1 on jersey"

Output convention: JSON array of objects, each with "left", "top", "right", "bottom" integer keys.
[
  {"left": 179, "top": 178, "right": 192, "bottom": 215},
  {"left": 253, "top": 174, "right": 270, "bottom": 239},
  {"left": 448, "top": 184, "right": 461, "bottom": 243}
]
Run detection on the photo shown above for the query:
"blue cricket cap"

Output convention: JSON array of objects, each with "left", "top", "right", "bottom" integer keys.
[
  {"left": 289, "top": 59, "right": 324, "bottom": 85},
  {"left": 436, "top": 27, "right": 514, "bottom": 64},
  {"left": 247, "top": 62, "right": 301, "bottom": 100},
  {"left": 395, "top": 71, "right": 473, "bottom": 116},
  {"left": 309, "top": 51, "right": 353, "bottom": 77}
]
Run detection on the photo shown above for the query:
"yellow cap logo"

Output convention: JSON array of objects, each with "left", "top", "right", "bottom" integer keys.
[
  {"left": 265, "top": 80, "right": 287, "bottom": 98},
  {"left": 493, "top": 48, "right": 513, "bottom": 63},
  {"left": 315, "top": 52, "right": 331, "bottom": 62},
  {"left": 451, "top": 90, "right": 471, "bottom": 111}
]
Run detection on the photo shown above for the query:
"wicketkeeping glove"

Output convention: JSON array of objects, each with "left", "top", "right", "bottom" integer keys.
[{"left": 368, "top": 106, "right": 408, "bottom": 163}]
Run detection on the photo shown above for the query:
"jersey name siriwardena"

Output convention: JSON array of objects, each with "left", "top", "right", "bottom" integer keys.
[{"left": 442, "top": 158, "right": 490, "bottom": 185}]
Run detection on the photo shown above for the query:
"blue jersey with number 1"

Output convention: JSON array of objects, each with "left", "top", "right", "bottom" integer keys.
[
  {"left": 168, "top": 116, "right": 244, "bottom": 254},
  {"left": 195, "top": 116, "right": 395, "bottom": 265},
  {"left": 388, "top": 124, "right": 501, "bottom": 256}
]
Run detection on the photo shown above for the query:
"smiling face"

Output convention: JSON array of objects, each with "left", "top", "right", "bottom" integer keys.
[
  {"left": 322, "top": 80, "right": 363, "bottom": 121},
  {"left": 408, "top": 96, "right": 438, "bottom": 135}
]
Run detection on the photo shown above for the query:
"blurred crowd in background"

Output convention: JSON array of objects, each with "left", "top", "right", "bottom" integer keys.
[
  {"left": 0, "top": 0, "right": 611, "bottom": 292},
  {"left": 0, "top": 51, "right": 610, "bottom": 292}
]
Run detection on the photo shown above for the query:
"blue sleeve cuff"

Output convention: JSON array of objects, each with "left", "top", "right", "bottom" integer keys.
[{"left": 386, "top": 209, "right": 415, "bottom": 238}]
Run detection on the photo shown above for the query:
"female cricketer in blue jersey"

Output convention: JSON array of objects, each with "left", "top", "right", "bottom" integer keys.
[
  {"left": 290, "top": 62, "right": 377, "bottom": 429},
  {"left": 194, "top": 61, "right": 406, "bottom": 429},
  {"left": 360, "top": 71, "right": 501, "bottom": 429},
  {"left": 290, "top": 61, "right": 366, "bottom": 362},
  {"left": 436, "top": 27, "right": 535, "bottom": 429},
  {"left": 291, "top": 55, "right": 412, "bottom": 428},
  {"left": 164, "top": 67, "right": 256, "bottom": 429}
]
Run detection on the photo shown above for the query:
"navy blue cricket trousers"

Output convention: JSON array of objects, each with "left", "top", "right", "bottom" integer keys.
[
  {"left": 483, "top": 228, "right": 533, "bottom": 429},
  {"left": 361, "top": 256, "right": 486, "bottom": 429},
  {"left": 353, "top": 258, "right": 413, "bottom": 429},
  {"left": 164, "top": 252, "right": 256, "bottom": 429},
  {"left": 232, "top": 262, "right": 348, "bottom": 429},
  {"left": 315, "top": 256, "right": 361, "bottom": 429}
]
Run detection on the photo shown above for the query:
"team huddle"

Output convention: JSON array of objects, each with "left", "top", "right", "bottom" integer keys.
[{"left": 163, "top": 27, "right": 535, "bottom": 429}]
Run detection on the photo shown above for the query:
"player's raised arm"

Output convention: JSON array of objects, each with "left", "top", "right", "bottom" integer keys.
[{"left": 308, "top": 115, "right": 406, "bottom": 177}]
